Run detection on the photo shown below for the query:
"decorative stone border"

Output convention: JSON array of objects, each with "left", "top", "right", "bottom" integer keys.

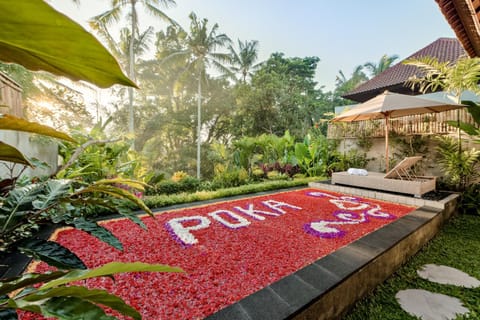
[{"left": 308, "top": 181, "right": 458, "bottom": 209}]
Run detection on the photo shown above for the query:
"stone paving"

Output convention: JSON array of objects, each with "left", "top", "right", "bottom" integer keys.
[
  {"left": 396, "top": 264, "right": 480, "bottom": 319},
  {"left": 417, "top": 264, "right": 480, "bottom": 288}
]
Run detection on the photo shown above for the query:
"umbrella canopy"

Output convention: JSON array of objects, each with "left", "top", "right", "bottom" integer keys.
[{"left": 331, "top": 91, "right": 464, "bottom": 171}]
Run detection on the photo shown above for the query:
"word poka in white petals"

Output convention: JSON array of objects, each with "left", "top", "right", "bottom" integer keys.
[{"left": 165, "top": 200, "right": 302, "bottom": 246}]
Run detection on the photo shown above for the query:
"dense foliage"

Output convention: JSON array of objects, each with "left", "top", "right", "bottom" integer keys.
[
  {"left": 0, "top": 2, "right": 180, "bottom": 319},
  {"left": 405, "top": 57, "right": 480, "bottom": 213}
]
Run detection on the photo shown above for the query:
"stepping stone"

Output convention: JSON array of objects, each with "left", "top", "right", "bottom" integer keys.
[
  {"left": 417, "top": 264, "right": 480, "bottom": 288},
  {"left": 396, "top": 289, "right": 469, "bottom": 320}
]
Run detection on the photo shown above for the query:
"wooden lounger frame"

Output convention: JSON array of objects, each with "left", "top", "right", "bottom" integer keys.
[{"left": 331, "top": 156, "right": 436, "bottom": 197}]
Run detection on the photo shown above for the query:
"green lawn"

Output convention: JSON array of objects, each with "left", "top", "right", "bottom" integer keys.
[{"left": 344, "top": 214, "right": 480, "bottom": 320}]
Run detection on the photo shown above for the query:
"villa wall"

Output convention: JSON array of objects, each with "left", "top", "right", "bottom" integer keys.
[
  {"left": 0, "top": 72, "right": 58, "bottom": 178},
  {"left": 339, "top": 134, "right": 480, "bottom": 178},
  {"left": 337, "top": 135, "right": 480, "bottom": 177},
  {"left": 0, "top": 131, "right": 58, "bottom": 178}
]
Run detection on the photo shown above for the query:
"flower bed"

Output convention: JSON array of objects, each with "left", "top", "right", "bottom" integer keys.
[{"left": 25, "top": 188, "right": 415, "bottom": 319}]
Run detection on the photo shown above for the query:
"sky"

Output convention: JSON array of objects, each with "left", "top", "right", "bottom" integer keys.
[{"left": 49, "top": 0, "right": 456, "bottom": 92}]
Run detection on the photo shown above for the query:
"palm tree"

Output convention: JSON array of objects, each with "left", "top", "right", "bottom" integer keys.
[
  {"left": 162, "top": 12, "right": 231, "bottom": 178},
  {"left": 228, "top": 39, "right": 260, "bottom": 83},
  {"left": 335, "top": 65, "right": 368, "bottom": 95},
  {"left": 364, "top": 54, "right": 399, "bottom": 77},
  {"left": 90, "top": 0, "right": 176, "bottom": 148},
  {"left": 90, "top": 21, "right": 155, "bottom": 70},
  {"left": 404, "top": 56, "right": 480, "bottom": 154}
]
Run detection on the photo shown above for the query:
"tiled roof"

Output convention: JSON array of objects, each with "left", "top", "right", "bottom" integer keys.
[
  {"left": 436, "top": 0, "right": 480, "bottom": 58},
  {"left": 342, "top": 38, "right": 467, "bottom": 102}
]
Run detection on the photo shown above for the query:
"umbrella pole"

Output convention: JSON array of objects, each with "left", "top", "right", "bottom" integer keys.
[
  {"left": 385, "top": 116, "right": 389, "bottom": 172},
  {"left": 457, "top": 108, "right": 461, "bottom": 155}
]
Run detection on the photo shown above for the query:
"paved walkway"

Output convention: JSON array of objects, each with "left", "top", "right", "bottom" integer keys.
[{"left": 396, "top": 264, "right": 479, "bottom": 319}]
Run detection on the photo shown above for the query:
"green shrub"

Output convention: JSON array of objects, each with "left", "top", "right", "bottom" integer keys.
[
  {"left": 328, "top": 150, "right": 371, "bottom": 174},
  {"left": 156, "top": 180, "right": 181, "bottom": 195},
  {"left": 145, "top": 170, "right": 166, "bottom": 185},
  {"left": 153, "top": 176, "right": 201, "bottom": 195},
  {"left": 212, "top": 168, "right": 249, "bottom": 189},
  {"left": 251, "top": 167, "right": 266, "bottom": 180},
  {"left": 267, "top": 170, "right": 288, "bottom": 180},
  {"left": 459, "top": 183, "right": 480, "bottom": 215},
  {"left": 171, "top": 170, "right": 189, "bottom": 182},
  {"left": 144, "top": 177, "right": 323, "bottom": 209},
  {"left": 435, "top": 136, "right": 480, "bottom": 191},
  {"left": 180, "top": 176, "right": 201, "bottom": 192}
]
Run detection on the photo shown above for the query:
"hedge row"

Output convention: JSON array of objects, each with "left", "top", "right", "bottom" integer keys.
[{"left": 143, "top": 177, "right": 323, "bottom": 210}]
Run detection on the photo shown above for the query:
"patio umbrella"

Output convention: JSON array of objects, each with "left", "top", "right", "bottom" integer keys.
[{"left": 331, "top": 91, "right": 464, "bottom": 172}]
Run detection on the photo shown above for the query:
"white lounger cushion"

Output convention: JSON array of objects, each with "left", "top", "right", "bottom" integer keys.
[{"left": 347, "top": 168, "right": 368, "bottom": 176}]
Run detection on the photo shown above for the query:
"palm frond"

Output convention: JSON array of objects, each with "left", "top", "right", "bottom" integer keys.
[
  {"left": 90, "top": 6, "right": 122, "bottom": 26},
  {"left": 144, "top": 2, "right": 178, "bottom": 26}
]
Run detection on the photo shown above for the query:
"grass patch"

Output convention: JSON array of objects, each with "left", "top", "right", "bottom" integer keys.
[
  {"left": 344, "top": 214, "right": 480, "bottom": 320},
  {"left": 143, "top": 176, "right": 323, "bottom": 209}
]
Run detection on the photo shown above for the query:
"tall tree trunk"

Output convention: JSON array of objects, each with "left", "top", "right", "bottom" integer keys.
[
  {"left": 128, "top": 1, "right": 137, "bottom": 149},
  {"left": 196, "top": 71, "right": 202, "bottom": 179}
]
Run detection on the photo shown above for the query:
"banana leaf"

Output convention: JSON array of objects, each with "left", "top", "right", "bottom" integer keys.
[
  {"left": 0, "top": 114, "right": 75, "bottom": 143},
  {"left": 0, "top": 0, "right": 136, "bottom": 88}
]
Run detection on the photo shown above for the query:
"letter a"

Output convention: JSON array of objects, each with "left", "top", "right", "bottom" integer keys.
[{"left": 262, "top": 200, "right": 302, "bottom": 214}]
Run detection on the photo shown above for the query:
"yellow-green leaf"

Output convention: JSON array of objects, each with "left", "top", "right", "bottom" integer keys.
[
  {"left": 0, "top": 0, "right": 136, "bottom": 88},
  {"left": 0, "top": 114, "right": 75, "bottom": 142},
  {"left": 41, "top": 262, "right": 183, "bottom": 290},
  {"left": 0, "top": 141, "right": 32, "bottom": 166},
  {"left": 22, "top": 286, "right": 141, "bottom": 320},
  {"left": 94, "top": 178, "right": 149, "bottom": 191},
  {"left": 77, "top": 184, "right": 153, "bottom": 216}
]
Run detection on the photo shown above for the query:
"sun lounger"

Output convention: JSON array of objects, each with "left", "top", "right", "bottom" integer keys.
[{"left": 331, "top": 156, "right": 436, "bottom": 197}]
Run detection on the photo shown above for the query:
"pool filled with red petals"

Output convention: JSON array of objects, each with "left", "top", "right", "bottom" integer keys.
[{"left": 25, "top": 188, "right": 415, "bottom": 319}]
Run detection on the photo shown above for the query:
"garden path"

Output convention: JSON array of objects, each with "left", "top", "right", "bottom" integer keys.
[{"left": 396, "top": 264, "right": 479, "bottom": 319}]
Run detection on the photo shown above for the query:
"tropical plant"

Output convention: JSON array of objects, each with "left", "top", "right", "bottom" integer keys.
[
  {"left": 364, "top": 54, "right": 399, "bottom": 77},
  {"left": 89, "top": 20, "right": 157, "bottom": 142},
  {"left": 258, "top": 131, "right": 296, "bottom": 165},
  {"left": 0, "top": 2, "right": 179, "bottom": 319},
  {"left": 327, "top": 149, "right": 371, "bottom": 175},
  {"left": 404, "top": 56, "right": 480, "bottom": 151},
  {"left": 293, "top": 134, "right": 335, "bottom": 177},
  {"left": 161, "top": 12, "right": 231, "bottom": 178},
  {"left": 0, "top": 174, "right": 152, "bottom": 255},
  {"left": 0, "top": 262, "right": 180, "bottom": 320},
  {"left": 57, "top": 118, "right": 143, "bottom": 183},
  {"left": 334, "top": 65, "right": 368, "bottom": 98},
  {"left": 0, "top": 1, "right": 135, "bottom": 89},
  {"left": 435, "top": 136, "right": 480, "bottom": 191},
  {"left": 404, "top": 56, "right": 480, "bottom": 191},
  {"left": 212, "top": 167, "right": 249, "bottom": 189},
  {"left": 228, "top": 39, "right": 261, "bottom": 83},
  {"left": 91, "top": 0, "right": 176, "bottom": 142},
  {"left": 232, "top": 136, "right": 260, "bottom": 176},
  {"left": 459, "top": 183, "right": 480, "bottom": 215},
  {"left": 90, "top": 22, "right": 155, "bottom": 69},
  {"left": 404, "top": 56, "right": 480, "bottom": 98}
]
